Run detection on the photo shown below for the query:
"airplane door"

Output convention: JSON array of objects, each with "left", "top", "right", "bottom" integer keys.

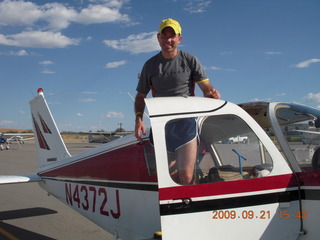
[
  {"left": 146, "top": 97, "right": 303, "bottom": 240},
  {"left": 266, "top": 102, "right": 320, "bottom": 240}
]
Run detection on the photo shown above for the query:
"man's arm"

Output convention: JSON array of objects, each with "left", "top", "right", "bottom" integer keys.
[
  {"left": 134, "top": 93, "right": 147, "bottom": 141},
  {"left": 197, "top": 80, "right": 221, "bottom": 99}
]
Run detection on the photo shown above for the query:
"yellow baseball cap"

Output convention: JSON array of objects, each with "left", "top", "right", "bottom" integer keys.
[{"left": 158, "top": 18, "right": 182, "bottom": 35}]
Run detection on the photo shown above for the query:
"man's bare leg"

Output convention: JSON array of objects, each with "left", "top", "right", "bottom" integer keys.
[{"left": 177, "top": 138, "right": 197, "bottom": 184}]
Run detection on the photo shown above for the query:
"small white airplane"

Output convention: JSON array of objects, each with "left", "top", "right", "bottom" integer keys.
[
  {"left": 87, "top": 131, "right": 133, "bottom": 143},
  {"left": 0, "top": 132, "right": 34, "bottom": 138},
  {"left": 0, "top": 133, "right": 34, "bottom": 150},
  {"left": 294, "top": 125, "right": 320, "bottom": 145},
  {"left": 7, "top": 135, "right": 25, "bottom": 144},
  {"left": 1, "top": 89, "right": 320, "bottom": 240}
]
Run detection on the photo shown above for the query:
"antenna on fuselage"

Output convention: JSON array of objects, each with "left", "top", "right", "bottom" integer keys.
[{"left": 127, "top": 92, "right": 150, "bottom": 119}]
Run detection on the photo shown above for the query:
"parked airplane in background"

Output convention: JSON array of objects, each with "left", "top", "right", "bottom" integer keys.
[
  {"left": 0, "top": 132, "right": 34, "bottom": 150},
  {"left": 0, "top": 136, "right": 7, "bottom": 144},
  {"left": 295, "top": 125, "right": 320, "bottom": 145},
  {"left": 0, "top": 136, "right": 9, "bottom": 150},
  {"left": 87, "top": 131, "right": 133, "bottom": 143},
  {"left": 0, "top": 89, "right": 320, "bottom": 240},
  {"left": 0, "top": 132, "right": 34, "bottom": 138},
  {"left": 7, "top": 136, "right": 25, "bottom": 144}
]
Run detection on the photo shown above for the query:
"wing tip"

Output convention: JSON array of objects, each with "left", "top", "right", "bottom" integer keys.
[{"left": 0, "top": 174, "right": 42, "bottom": 185}]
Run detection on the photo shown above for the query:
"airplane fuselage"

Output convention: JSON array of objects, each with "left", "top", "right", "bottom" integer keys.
[{"left": 24, "top": 91, "right": 320, "bottom": 239}]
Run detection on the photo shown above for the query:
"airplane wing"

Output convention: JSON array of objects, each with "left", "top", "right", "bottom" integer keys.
[
  {"left": 295, "top": 129, "right": 320, "bottom": 135},
  {"left": 1, "top": 133, "right": 34, "bottom": 136},
  {"left": 23, "top": 137, "right": 35, "bottom": 141},
  {"left": 0, "top": 174, "right": 42, "bottom": 185},
  {"left": 81, "top": 131, "right": 133, "bottom": 136}
]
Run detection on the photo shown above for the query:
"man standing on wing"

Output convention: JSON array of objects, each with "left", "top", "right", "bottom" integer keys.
[{"left": 134, "top": 18, "right": 221, "bottom": 184}]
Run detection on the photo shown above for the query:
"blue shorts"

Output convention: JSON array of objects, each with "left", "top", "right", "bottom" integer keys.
[
  {"left": 149, "top": 118, "right": 197, "bottom": 152},
  {"left": 165, "top": 118, "right": 197, "bottom": 152}
]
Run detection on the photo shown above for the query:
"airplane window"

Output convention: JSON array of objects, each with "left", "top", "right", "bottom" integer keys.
[
  {"left": 273, "top": 105, "right": 320, "bottom": 172},
  {"left": 165, "top": 115, "right": 273, "bottom": 185}
]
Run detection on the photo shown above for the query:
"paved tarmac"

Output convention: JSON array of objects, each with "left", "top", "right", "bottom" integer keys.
[{"left": 0, "top": 142, "right": 114, "bottom": 240}]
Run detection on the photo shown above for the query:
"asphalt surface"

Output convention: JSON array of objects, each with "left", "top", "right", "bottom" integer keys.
[{"left": 0, "top": 142, "right": 114, "bottom": 240}]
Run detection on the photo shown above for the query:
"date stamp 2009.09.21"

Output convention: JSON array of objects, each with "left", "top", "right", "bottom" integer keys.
[{"left": 212, "top": 210, "right": 308, "bottom": 220}]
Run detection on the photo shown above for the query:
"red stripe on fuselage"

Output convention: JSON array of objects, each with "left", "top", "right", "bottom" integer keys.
[
  {"left": 40, "top": 144, "right": 157, "bottom": 183},
  {"left": 159, "top": 174, "right": 299, "bottom": 201},
  {"left": 297, "top": 171, "right": 320, "bottom": 186}
]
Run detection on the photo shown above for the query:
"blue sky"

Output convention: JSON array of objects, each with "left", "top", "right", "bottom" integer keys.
[{"left": 1, "top": 0, "right": 319, "bottom": 132}]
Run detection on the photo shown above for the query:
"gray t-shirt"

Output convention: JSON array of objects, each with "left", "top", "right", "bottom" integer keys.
[{"left": 136, "top": 50, "right": 208, "bottom": 97}]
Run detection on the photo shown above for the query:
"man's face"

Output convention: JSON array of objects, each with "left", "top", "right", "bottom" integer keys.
[{"left": 157, "top": 27, "right": 182, "bottom": 54}]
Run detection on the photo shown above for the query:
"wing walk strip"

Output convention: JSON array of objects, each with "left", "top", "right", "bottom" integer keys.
[{"left": 160, "top": 189, "right": 320, "bottom": 216}]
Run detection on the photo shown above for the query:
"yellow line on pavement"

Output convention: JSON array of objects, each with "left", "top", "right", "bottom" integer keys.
[{"left": 0, "top": 227, "right": 20, "bottom": 240}]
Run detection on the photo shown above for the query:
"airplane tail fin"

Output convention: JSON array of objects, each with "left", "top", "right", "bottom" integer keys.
[
  {"left": 29, "top": 88, "right": 71, "bottom": 169},
  {"left": 88, "top": 132, "right": 93, "bottom": 143}
]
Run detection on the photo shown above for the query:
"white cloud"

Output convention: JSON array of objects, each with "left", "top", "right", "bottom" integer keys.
[
  {"left": 0, "top": 31, "right": 79, "bottom": 48},
  {"left": 40, "top": 3, "right": 77, "bottom": 30},
  {"left": 0, "top": 120, "right": 14, "bottom": 126},
  {"left": 78, "top": 98, "right": 96, "bottom": 102},
  {"left": 80, "top": 91, "right": 98, "bottom": 94},
  {"left": 74, "top": 3, "right": 129, "bottom": 25},
  {"left": 0, "top": 49, "right": 29, "bottom": 56},
  {"left": 39, "top": 60, "right": 54, "bottom": 65},
  {"left": 0, "top": 0, "right": 43, "bottom": 26},
  {"left": 304, "top": 93, "right": 320, "bottom": 103},
  {"left": 208, "top": 65, "right": 236, "bottom": 72},
  {"left": 104, "top": 32, "right": 160, "bottom": 54},
  {"left": 264, "top": 51, "right": 282, "bottom": 55},
  {"left": 41, "top": 69, "right": 55, "bottom": 74},
  {"left": 219, "top": 51, "right": 232, "bottom": 56},
  {"left": 294, "top": 59, "right": 320, "bottom": 68},
  {"left": 105, "top": 60, "right": 127, "bottom": 68},
  {"left": 3, "top": 49, "right": 40, "bottom": 56},
  {"left": 251, "top": 97, "right": 272, "bottom": 102},
  {"left": 184, "top": 0, "right": 212, "bottom": 13},
  {"left": 0, "top": 0, "right": 130, "bottom": 48},
  {"left": 76, "top": 112, "right": 84, "bottom": 117},
  {"left": 210, "top": 66, "right": 221, "bottom": 70},
  {"left": 10, "top": 49, "right": 29, "bottom": 56},
  {"left": 0, "top": 0, "right": 130, "bottom": 30},
  {"left": 276, "top": 93, "right": 287, "bottom": 97},
  {"left": 105, "top": 111, "right": 124, "bottom": 118}
]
